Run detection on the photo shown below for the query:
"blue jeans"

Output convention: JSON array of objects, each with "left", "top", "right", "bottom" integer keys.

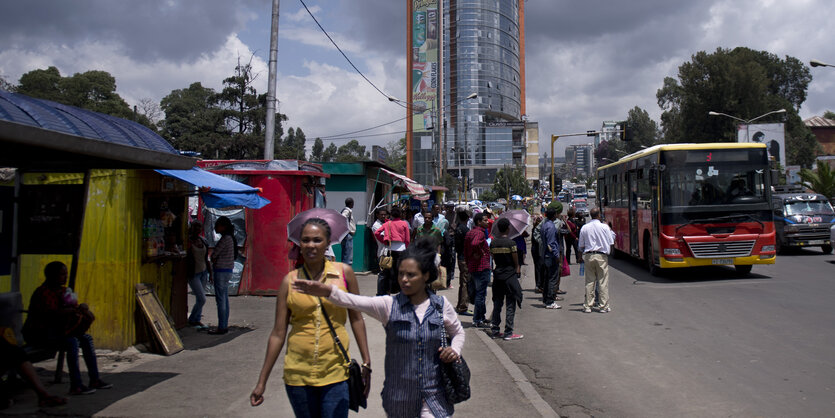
[
  {"left": 188, "top": 270, "right": 208, "bottom": 323},
  {"left": 285, "top": 381, "right": 349, "bottom": 418},
  {"left": 213, "top": 271, "right": 231, "bottom": 330},
  {"left": 469, "top": 270, "right": 490, "bottom": 323},
  {"left": 62, "top": 334, "right": 100, "bottom": 389},
  {"left": 341, "top": 233, "right": 353, "bottom": 266}
]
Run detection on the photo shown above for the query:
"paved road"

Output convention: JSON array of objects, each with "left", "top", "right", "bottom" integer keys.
[{"left": 503, "top": 247, "right": 835, "bottom": 417}]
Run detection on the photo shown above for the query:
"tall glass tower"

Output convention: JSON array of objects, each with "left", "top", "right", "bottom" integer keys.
[{"left": 443, "top": 0, "right": 525, "bottom": 196}]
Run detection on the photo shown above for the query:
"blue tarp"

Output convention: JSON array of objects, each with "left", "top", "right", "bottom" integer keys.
[{"left": 155, "top": 167, "right": 270, "bottom": 209}]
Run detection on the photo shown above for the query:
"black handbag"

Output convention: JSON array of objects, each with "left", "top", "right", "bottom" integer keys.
[
  {"left": 438, "top": 302, "right": 471, "bottom": 404},
  {"left": 319, "top": 300, "right": 368, "bottom": 412}
]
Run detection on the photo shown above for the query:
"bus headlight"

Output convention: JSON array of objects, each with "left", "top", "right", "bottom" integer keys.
[
  {"left": 663, "top": 248, "right": 681, "bottom": 256},
  {"left": 761, "top": 245, "right": 775, "bottom": 252}
]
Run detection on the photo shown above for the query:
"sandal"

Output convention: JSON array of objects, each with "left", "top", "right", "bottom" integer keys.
[{"left": 38, "top": 394, "right": 68, "bottom": 407}]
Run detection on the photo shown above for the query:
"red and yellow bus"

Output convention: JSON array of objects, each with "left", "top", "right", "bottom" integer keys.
[{"left": 596, "top": 143, "right": 776, "bottom": 275}]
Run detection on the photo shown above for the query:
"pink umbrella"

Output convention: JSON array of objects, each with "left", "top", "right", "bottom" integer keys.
[
  {"left": 491, "top": 209, "right": 530, "bottom": 239},
  {"left": 287, "top": 208, "right": 349, "bottom": 245}
]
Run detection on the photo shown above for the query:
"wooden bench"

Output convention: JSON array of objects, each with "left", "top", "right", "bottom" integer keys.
[{"left": 0, "top": 291, "right": 65, "bottom": 382}]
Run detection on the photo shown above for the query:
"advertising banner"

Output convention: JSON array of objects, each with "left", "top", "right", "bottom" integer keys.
[
  {"left": 410, "top": 0, "right": 439, "bottom": 131},
  {"left": 737, "top": 123, "right": 785, "bottom": 167}
]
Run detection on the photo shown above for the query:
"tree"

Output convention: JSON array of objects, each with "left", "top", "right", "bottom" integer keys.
[
  {"left": 137, "top": 98, "right": 164, "bottom": 125},
  {"left": 657, "top": 47, "right": 819, "bottom": 166},
  {"left": 159, "top": 82, "right": 227, "bottom": 157},
  {"left": 322, "top": 143, "right": 338, "bottom": 162},
  {"left": 310, "top": 138, "right": 325, "bottom": 161},
  {"left": 823, "top": 111, "right": 835, "bottom": 120},
  {"left": 386, "top": 137, "right": 407, "bottom": 173},
  {"left": 277, "top": 127, "right": 307, "bottom": 160},
  {"left": 594, "top": 140, "right": 621, "bottom": 167},
  {"left": 491, "top": 165, "right": 533, "bottom": 201},
  {"left": 0, "top": 75, "right": 15, "bottom": 91},
  {"left": 335, "top": 139, "right": 370, "bottom": 162},
  {"left": 215, "top": 55, "right": 262, "bottom": 136},
  {"left": 479, "top": 189, "right": 497, "bottom": 202},
  {"left": 625, "top": 106, "right": 659, "bottom": 152},
  {"left": 799, "top": 160, "right": 835, "bottom": 200},
  {"left": 16, "top": 66, "right": 134, "bottom": 119}
]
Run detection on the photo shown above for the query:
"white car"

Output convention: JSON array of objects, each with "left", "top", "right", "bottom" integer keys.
[{"left": 588, "top": 189, "right": 596, "bottom": 198}]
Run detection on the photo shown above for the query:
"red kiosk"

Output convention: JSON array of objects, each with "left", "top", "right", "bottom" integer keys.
[{"left": 197, "top": 160, "right": 329, "bottom": 295}]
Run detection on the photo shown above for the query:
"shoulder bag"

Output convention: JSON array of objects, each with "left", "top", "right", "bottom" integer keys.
[
  {"left": 319, "top": 299, "right": 367, "bottom": 412},
  {"left": 437, "top": 300, "right": 471, "bottom": 404},
  {"left": 379, "top": 222, "right": 393, "bottom": 269}
]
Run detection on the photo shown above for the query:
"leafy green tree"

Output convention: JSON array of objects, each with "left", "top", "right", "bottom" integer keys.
[
  {"left": 823, "top": 110, "right": 835, "bottom": 120},
  {"left": 159, "top": 82, "right": 228, "bottom": 157},
  {"left": 335, "top": 139, "right": 370, "bottom": 162},
  {"left": 0, "top": 75, "right": 15, "bottom": 91},
  {"left": 386, "top": 137, "right": 407, "bottom": 173},
  {"left": 657, "top": 47, "right": 819, "bottom": 166},
  {"left": 491, "top": 165, "right": 533, "bottom": 201},
  {"left": 594, "top": 140, "right": 621, "bottom": 167},
  {"left": 322, "top": 143, "right": 338, "bottom": 162},
  {"left": 479, "top": 189, "right": 497, "bottom": 202},
  {"left": 625, "top": 106, "right": 659, "bottom": 152},
  {"left": 310, "top": 138, "right": 325, "bottom": 161},
  {"left": 215, "top": 56, "right": 262, "bottom": 136},
  {"left": 277, "top": 127, "right": 307, "bottom": 160},
  {"left": 16, "top": 66, "right": 134, "bottom": 120},
  {"left": 799, "top": 160, "right": 835, "bottom": 200}
]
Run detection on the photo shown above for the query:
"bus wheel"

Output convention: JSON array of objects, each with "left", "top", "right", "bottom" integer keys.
[
  {"left": 735, "top": 265, "right": 753, "bottom": 276},
  {"left": 644, "top": 235, "right": 660, "bottom": 276},
  {"left": 822, "top": 245, "right": 833, "bottom": 254}
]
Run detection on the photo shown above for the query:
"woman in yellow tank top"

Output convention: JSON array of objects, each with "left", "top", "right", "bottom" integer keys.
[{"left": 250, "top": 218, "right": 371, "bottom": 417}]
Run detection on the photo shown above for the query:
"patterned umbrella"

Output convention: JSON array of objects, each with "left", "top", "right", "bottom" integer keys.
[
  {"left": 491, "top": 209, "right": 530, "bottom": 239},
  {"left": 287, "top": 208, "right": 349, "bottom": 245}
]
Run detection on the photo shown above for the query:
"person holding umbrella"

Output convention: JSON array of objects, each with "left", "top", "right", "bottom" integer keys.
[{"left": 250, "top": 210, "right": 371, "bottom": 417}]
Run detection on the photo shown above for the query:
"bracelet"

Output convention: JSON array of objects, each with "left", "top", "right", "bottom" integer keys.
[{"left": 361, "top": 363, "right": 372, "bottom": 372}]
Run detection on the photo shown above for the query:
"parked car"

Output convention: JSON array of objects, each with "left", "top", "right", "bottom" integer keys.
[
  {"left": 772, "top": 192, "right": 834, "bottom": 254},
  {"left": 588, "top": 189, "right": 596, "bottom": 198}
]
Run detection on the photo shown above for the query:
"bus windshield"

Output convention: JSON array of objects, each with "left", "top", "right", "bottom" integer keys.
[{"left": 662, "top": 149, "right": 768, "bottom": 207}]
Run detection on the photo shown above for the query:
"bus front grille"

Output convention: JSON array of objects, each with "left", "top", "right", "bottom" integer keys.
[{"left": 686, "top": 240, "right": 756, "bottom": 258}]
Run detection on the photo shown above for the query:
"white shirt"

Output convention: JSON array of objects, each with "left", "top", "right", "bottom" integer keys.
[
  {"left": 327, "top": 287, "right": 465, "bottom": 355},
  {"left": 412, "top": 212, "right": 425, "bottom": 230},
  {"left": 578, "top": 219, "right": 615, "bottom": 254},
  {"left": 371, "top": 219, "right": 386, "bottom": 257}
]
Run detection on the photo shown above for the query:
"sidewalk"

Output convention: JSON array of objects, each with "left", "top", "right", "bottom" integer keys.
[{"left": 2, "top": 271, "right": 553, "bottom": 417}]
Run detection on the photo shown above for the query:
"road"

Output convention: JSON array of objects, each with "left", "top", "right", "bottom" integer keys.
[{"left": 500, "top": 246, "right": 835, "bottom": 417}]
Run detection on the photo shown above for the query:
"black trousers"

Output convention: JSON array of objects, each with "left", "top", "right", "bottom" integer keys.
[
  {"left": 491, "top": 278, "right": 517, "bottom": 334},
  {"left": 542, "top": 256, "right": 561, "bottom": 304}
]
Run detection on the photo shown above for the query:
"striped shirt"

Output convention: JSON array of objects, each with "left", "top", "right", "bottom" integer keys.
[{"left": 212, "top": 235, "right": 235, "bottom": 270}]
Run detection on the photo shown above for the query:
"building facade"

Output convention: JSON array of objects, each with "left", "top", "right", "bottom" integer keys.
[
  {"left": 407, "top": 0, "right": 526, "bottom": 195},
  {"left": 525, "top": 121, "right": 539, "bottom": 182},
  {"left": 566, "top": 144, "right": 594, "bottom": 179}
]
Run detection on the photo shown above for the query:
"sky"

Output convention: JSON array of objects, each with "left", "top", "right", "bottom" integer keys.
[{"left": 1, "top": 0, "right": 834, "bottom": 159}]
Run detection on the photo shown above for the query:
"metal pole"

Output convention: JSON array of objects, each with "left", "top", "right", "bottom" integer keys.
[
  {"left": 264, "top": 0, "right": 280, "bottom": 160},
  {"left": 550, "top": 135, "right": 558, "bottom": 197}
]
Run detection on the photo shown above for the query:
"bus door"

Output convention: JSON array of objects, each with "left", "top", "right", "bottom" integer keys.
[{"left": 629, "top": 169, "right": 639, "bottom": 257}]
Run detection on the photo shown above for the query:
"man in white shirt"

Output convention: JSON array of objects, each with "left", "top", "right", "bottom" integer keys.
[
  {"left": 371, "top": 207, "right": 389, "bottom": 295},
  {"left": 411, "top": 201, "right": 429, "bottom": 232},
  {"left": 341, "top": 198, "right": 356, "bottom": 266},
  {"left": 578, "top": 207, "right": 615, "bottom": 313}
]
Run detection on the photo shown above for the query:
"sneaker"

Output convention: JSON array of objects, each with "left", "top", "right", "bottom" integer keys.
[
  {"left": 490, "top": 330, "right": 503, "bottom": 338},
  {"left": 534, "top": 287, "right": 542, "bottom": 294},
  {"left": 582, "top": 307, "right": 592, "bottom": 313},
  {"left": 69, "top": 385, "right": 96, "bottom": 395},
  {"left": 598, "top": 307, "right": 612, "bottom": 313},
  {"left": 90, "top": 379, "right": 113, "bottom": 390},
  {"left": 503, "top": 333, "right": 524, "bottom": 341},
  {"left": 474, "top": 321, "right": 492, "bottom": 328},
  {"left": 545, "top": 302, "right": 562, "bottom": 309}
]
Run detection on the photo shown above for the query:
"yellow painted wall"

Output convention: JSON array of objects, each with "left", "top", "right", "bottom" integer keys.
[{"left": 17, "top": 170, "right": 178, "bottom": 350}]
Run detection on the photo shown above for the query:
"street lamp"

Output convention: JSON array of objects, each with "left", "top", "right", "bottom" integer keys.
[
  {"left": 708, "top": 109, "right": 787, "bottom": 142},
  {"left": 810, "top": 59, "right": 835, "bottom": 68}
]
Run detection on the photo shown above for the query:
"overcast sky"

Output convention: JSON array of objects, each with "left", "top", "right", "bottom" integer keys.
[{"left": 1, "top": 0, "right": 833, "bottom": 158}]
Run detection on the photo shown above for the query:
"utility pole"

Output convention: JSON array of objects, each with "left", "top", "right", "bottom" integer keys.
[{"left": 264, "top": 0, "right": 280, "bottom": 160}]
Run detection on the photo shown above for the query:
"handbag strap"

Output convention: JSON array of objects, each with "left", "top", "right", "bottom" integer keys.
[
  {"left": 299, "top": 266, "right": 351, "bottom": 365},
  {"left": 437, "top": 298, "right": 448, "bottom": 349}
]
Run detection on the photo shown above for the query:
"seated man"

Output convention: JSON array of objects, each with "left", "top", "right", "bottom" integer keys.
[{"left": 22, "top": 261, "right": 112, "bottom": 395}]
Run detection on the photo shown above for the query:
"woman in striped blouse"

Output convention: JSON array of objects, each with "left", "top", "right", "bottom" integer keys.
[{"left": 294, "top": 238, "right": 465, "bottom": 417}]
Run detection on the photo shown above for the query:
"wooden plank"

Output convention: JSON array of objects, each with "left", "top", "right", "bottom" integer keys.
[{"left": 135, "top": 283, "right": 183, "bottom": 355}]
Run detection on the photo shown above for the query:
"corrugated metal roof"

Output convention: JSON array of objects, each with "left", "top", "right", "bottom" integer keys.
[
  {"left": 804, "top": 116, "right": 835, "bottom": 128},
  {"left": 0, "top": 90, "right": 177, "bottom": 154}
]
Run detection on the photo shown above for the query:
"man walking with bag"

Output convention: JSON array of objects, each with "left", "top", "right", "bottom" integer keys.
[
  {"left": 341, "top": 198, "right": 356, "bottom": 266},
  {"left": 578, "top": 207, "right": 615, "bottom": 313}
]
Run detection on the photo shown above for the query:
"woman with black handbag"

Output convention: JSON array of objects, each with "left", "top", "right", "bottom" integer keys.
[
  {"left": 294, "top": 238, "right": 468, "bottom": 417},
  {"left": 250, "top": 218, "right": 371, "bottom": 417}
]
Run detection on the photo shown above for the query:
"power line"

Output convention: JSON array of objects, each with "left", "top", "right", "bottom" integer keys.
[
  {"left": 317, "top": 115, "right": 409, "bottom": 139},
  {"left": 298, "top": 0, "right": 405, "bottom": 108},
  {"left": 307, "top": 129, "right": 411, "bottom": 142}
]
